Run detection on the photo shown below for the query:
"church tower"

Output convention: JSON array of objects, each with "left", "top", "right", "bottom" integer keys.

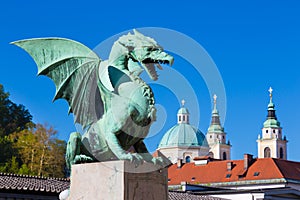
[
  {"left": 206, "top": 94, "right": 231, "bottom": 160},
  {"left": 257, "top": 87, "right": 288, "bottom": 159}
]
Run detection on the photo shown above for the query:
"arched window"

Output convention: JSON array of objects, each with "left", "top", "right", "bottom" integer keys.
[
  {"left": 185, "top": 156, "right": 191, "bottom": 163},
  {"left": 222, "top": 152, "right": 227, "bottom": 160},
  {"left": 280, "top": 147, "right": 284, "bottom": 159},
  {"left": 264, "top": 147, "right": 271, "bottom": 158}
]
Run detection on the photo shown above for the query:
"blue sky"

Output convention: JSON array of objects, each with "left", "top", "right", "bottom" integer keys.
[{"left": 1, "top": 1, "right": 300, "bottom": 161}]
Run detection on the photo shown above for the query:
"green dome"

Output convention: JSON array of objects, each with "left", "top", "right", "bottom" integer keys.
[
  {"left": 263, "top": 119, "right": 280, "bottom": 128},
  {"left": 177, "top": 107, "right": 189, "bottom": 114},
  {"left": 158, "top": 123, "right": 208, "bottom": 148},
  {"left": 208, "top": 124, "right": 224, "bottom": 133},
  {"left": 263, "top": 97, "right": 281, "bottom": 128}
]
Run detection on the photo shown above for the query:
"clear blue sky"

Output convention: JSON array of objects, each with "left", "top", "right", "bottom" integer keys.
[{"left": 1, "top": 1, "right": 300, "bottom": 161}]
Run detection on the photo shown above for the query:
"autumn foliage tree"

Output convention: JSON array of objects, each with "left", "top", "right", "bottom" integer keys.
[
  {"left": 0, "top": 84, "right": 66, "bottom": 178},
  {"left": 10, "top": 124, "right": 66, "bottom": 177}
]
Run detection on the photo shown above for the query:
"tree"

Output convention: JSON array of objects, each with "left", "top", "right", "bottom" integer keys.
[
  {"left": 0, "top": 136, "right": 14, "bottom": 165},
  {"left": 11, "top": 124, "right": 67, "bottom": 177},
  {"left": 0, "top": 85, "right": 66, "bottom": 177},
  {"left": 0, "top": 84, "right": 32, "bottom": 136}
]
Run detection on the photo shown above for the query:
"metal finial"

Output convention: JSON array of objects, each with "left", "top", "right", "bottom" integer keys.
[
  {"left": 181, "top": 99, "right": 185, "bottom": 107},
  {"left": 213, "top": 94, "right": 217, "bottom": 105},
  {"left": 268, "top": 87, "right": 273, "bottom": 101}
]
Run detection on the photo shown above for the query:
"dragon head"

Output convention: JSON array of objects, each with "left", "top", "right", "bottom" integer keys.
[{"left": 116, "top": 29, "right": 174, "bottom": 80}]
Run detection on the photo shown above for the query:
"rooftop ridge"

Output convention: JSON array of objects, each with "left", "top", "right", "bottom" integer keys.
[
  {"left": 272, "top": 157, "right": 300, "bottom": 164},
  {"left": 0, "top": 172, "right": 69, "bottom": 181}
]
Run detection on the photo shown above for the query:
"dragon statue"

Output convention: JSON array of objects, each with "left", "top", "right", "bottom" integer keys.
[{"left": 12, "top": 30, "right": 174, "bottom": 170}]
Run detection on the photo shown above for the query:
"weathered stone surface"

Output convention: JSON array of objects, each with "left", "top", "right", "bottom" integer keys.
[{"left": 68, "top": 161, "right": 168, "bottom": 200}]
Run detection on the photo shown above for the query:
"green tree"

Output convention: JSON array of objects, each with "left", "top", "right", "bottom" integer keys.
[
  {"left": 0, "top": 136, "right": 14, "bottom": 165},
  {"left": 11, "top": 124, "right": 66, "bottom": 177},
  {"left": 0, "top": 156, "right": 20, "bottom": 174},
  {"left": 0, "top": 85, "right": 66, "bottom": 177},
  {"left": 0, "top": 84, "right": 32, "bottom": 136}
]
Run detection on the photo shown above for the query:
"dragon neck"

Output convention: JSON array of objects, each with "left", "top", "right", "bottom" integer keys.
[
  {"left": 108, "top": 41, "right": 156, "bottom": 119},
  {"left": 131, "top": 76, "right": 156, "bottom": 121},
  {"left": 108, "top": 41, "right": 128, "bottom": 71}
]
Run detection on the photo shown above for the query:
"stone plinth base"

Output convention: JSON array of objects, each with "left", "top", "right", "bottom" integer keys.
[{"left": 68, "top": 161, "right": 168, "bottom": 200}]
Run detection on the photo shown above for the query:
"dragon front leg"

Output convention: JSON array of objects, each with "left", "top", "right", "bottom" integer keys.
[
  {"left": 104, "top": 130, "right": 144, "bottom": 167},
  {"left": 66, "top": 132, "right": 94, "bottom": 171},
  {"left": 134, "top": 140, "right": 169, "bottom": 166}
]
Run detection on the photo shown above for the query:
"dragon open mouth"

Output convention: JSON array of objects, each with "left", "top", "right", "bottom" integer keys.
[{"left": 142, "top": 58, "right": 173, "bottom": 81}]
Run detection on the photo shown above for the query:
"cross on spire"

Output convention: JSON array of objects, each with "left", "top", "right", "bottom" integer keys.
[
  {"left": 212, "top": 94, "right": 218, "bottom": 114},
  {"left": 181, "top": 99, "right": 185, "bottom": 107},
  {"left": 268, "top": 87, "right": 273, "bottom": 102},
  {"left": 213, "top": 94, "right": 217, "bottom": 105}
]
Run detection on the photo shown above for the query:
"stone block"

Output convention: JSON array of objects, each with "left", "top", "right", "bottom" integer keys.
[{"left": 68, "top": 161, "right": 168, "bottom": 200}]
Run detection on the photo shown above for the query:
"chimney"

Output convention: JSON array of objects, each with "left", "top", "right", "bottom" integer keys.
[
  {"left": 244, "top": 154, "right": 253, "bottom": 170},
  {"left": 181, "top": 182, "right": 187, "bottom": 191},
  {"left": 177, "top": 159, "right": 182, "bottom": 168},
  {"left": 227, "top": 161, "right": 233, "bottom": 171}
]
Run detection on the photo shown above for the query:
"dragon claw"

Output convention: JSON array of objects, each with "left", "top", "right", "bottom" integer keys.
[
  {"left": 151, "top": 157, "right": 164, "bottom": 166},
  {"left": 123, "top": 153, "right": 144, "bottom": 167},
  {"left": 73, "top": 155, "right": 94, "bottom": 164}
]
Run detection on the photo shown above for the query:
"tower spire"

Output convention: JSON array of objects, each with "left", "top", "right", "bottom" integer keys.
[
  {"left": 263, "top": 87, "right": 280, "bottom": 128},
  {"left": 267, "top": 87, "right": 277, "bottom": 120},
  {"left": 208, "top": 94, "right": 222, "bottom": 129},
  {"left": 206, "top": 94, "right": 231, "bottom": 160}
]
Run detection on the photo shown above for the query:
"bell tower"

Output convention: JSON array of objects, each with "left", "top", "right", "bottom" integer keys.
[
  {"left": 257, "top": 87, "right": 288, "bottom": 159},
  {"left": 206, "top": 94, "right": 231, "bottom": 160}
]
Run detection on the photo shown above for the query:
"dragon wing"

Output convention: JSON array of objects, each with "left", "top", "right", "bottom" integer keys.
[{"left": 12, "top": 38, "right": 103, "bottom": 129}]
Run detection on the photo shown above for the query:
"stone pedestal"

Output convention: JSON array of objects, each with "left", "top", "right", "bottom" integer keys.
[{"left": 68, "top": 161, "right": 168, "bottom": 200}]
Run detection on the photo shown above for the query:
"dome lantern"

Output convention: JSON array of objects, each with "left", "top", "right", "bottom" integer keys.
[{"left": 177, "top": 99, "right": 190, "bottom": 124}]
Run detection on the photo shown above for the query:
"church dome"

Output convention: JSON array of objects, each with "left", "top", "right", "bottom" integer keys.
[
  {"left": 158, "top": 100, "right": 208, "bottom": 148},
  {"left": 158, "top": 123, "right": 208, "bottom": 148}
]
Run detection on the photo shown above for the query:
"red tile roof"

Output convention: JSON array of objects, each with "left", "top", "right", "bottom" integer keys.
[
  {"left": 168, "top": 158, "right": 300, "bottom": 186},
  {"left": 273, "top": 159, "right": 300, "bottom": 180}
]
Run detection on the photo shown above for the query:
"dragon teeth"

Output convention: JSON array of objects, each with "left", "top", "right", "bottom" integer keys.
[{"left": 156, "top": 63, "right": 163, "bottom": 70}]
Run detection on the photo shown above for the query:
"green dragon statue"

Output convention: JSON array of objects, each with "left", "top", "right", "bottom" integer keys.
[{"left": 12, "top": 30, "right": 173, "bottom": 170}]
